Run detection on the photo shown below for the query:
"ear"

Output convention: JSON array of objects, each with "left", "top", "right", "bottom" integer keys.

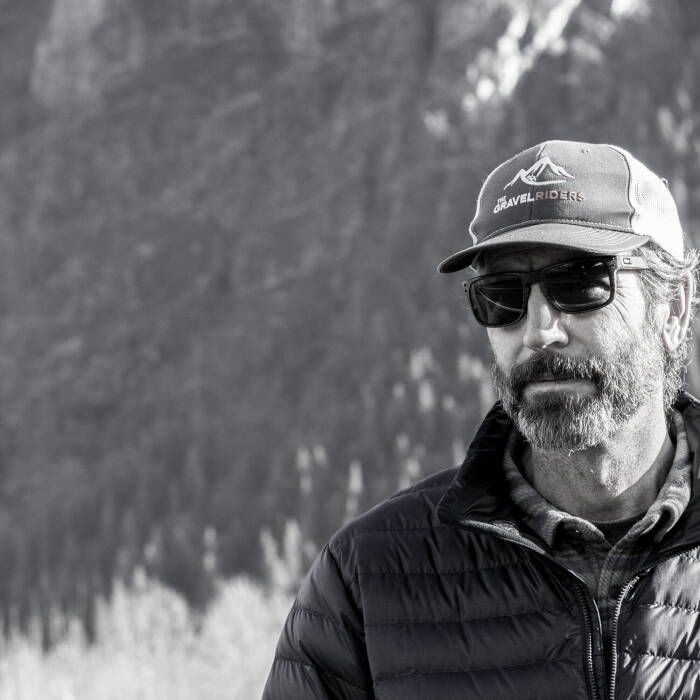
[{"left": 662, "top": 271, "right": 694, "bottom": 352}]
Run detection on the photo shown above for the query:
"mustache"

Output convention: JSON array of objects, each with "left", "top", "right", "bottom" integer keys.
[{"left": 507, "top": 351, "right": 603, "bottom": 399}]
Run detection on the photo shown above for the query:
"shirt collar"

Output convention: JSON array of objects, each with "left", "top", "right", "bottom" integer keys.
[{"left": 503, "top": 410, "right": 693, "bottom": 548}]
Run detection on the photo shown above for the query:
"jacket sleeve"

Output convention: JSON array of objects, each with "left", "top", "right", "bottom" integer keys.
[{"left": 262, "top": 542, "right": 373, "bottom": 699}]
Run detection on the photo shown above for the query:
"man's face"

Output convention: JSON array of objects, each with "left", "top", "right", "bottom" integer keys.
[{"left": 483, "top": 245, "right": 667, "bottom": 451}]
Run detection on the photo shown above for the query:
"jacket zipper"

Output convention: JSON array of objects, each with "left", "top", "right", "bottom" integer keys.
[
  {"left": 458, "top": 520, "right": 601, "bottom": 699},
  {"left": 573, "top": 581, "right": 601, "bottom": 700},
  {"left": 607, "top": 573, "right": 641, "bottom": 700},
  {"left": 607, "top": 547, "right": 699, "bottom": 699}
]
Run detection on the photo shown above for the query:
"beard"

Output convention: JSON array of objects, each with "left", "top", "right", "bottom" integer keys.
[{"left": 491, "top": 320, "right": 667, "bottom": 452}]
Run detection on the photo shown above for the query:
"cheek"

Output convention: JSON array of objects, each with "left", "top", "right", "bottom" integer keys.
[
  {"left": 574, "top": 305, "right": 647, "bottom": 354},
  {"left": 487, "top": 328, "right": 519, "bottom": 365},
  {"left": 607, "top": 279, "right": 650, "bottom": 327},
  {"left": 571, "top": 278, "right": 650, "bottom": 348}
]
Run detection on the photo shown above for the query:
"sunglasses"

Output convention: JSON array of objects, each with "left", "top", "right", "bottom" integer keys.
[{"left": 465, "top": 255, "right": 650, "bottom": 327}]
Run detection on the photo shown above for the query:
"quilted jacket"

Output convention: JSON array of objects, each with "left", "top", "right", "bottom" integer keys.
[{"left": 263, "top": 393, "right": 700, "bottom": 699}]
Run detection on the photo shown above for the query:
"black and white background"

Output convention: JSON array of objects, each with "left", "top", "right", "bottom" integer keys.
[{"left": 0, "top": 1, "right": 698, "bottom": 697}]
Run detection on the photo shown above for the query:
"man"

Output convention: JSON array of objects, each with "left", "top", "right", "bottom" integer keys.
[{"left": 263, "top": 141, "right": 700, "bottom": 699}]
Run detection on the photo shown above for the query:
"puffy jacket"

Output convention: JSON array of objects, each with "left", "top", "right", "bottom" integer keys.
[{"left": 263, "top": 393, "right": 700, "bottom": 699}]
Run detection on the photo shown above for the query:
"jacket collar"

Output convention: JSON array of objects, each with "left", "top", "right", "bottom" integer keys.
[
  {"left": 656, "top": 391, "right": 700, "bottom": 557},
  {"left": 437, "top": 392, "right": 700, "bottom": 556},
  {"left": 436, "top": 401, "right": 522, "bottom": 528}
]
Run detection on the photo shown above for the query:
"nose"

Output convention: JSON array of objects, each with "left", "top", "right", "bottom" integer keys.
[{"left": 521, "top": 283, "right": 569, "bottom": 350}]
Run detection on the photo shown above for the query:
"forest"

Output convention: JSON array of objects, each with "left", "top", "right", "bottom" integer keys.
[{"left": 0, "top": 0, "right": 699, "bottom": 653}]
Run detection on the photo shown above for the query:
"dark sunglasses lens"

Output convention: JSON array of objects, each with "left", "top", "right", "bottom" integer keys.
[
  {"left": 544, "top": 259, "right": 613, "bottom": 311},
  {"left": 469, "top": 275, "right": 526, "bottom": 326}
]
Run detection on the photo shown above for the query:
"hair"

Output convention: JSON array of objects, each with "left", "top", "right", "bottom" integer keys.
[{"left": 634, "top": 239, "right": 700, "bottom": 411}]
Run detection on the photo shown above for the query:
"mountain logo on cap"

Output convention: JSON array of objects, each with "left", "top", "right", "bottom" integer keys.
[{"left": 504, "top": 157, "right": 575, "bottom": 189}]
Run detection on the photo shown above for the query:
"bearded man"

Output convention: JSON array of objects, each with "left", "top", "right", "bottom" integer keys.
[{"left": 263, "top": 141, "right": 700, "bottom": 699}]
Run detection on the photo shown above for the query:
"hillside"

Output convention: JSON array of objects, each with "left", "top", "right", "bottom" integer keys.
[{"left": 0, "top": 0, "right": 699, "bottom": 642}]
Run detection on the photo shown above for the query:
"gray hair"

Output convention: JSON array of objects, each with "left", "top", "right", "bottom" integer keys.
[{"left": 635, "top": 240, "right": 700, "bottom": 411}]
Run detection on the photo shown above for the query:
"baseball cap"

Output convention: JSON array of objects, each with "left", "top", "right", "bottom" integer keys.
[{"left": 438, "top": 140, "right": 685, "bottom": 273}]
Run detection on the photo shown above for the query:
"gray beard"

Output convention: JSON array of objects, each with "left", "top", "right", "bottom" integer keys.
[{"left": 491, "top": 323, "right": 666, "bottom": 452}]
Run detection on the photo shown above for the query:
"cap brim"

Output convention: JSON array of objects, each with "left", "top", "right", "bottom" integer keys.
[{"left": 437, "top": 224, "right": 650, "bottom": 273}]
